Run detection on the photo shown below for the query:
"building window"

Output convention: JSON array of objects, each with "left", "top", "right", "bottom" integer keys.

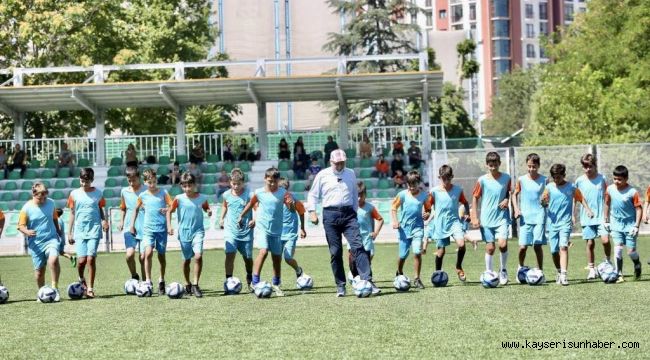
[
  {"left": 539, "top": 22, "right": 548, "bottom": 35},
  {"left": 494, "top": 59, "right": 511, "bottom": 76},
  {"left": 425, "top": 0, "right": 432, "bottom": 7},
  {"left": 451, "top": 5, "right": 463, "bottom": 23},
  {"left": 539, "top": 2, "right": 548, "bottom": 20},
  {"left": 469, "top": 3, "right": 477, "bottom": 21},
  {"left": 579, "top": 7, "right": 587, "bottom": 13},
  {"left": 452, "top": 24, "right": 464, "bottom": 30},
  {"left": 492, "top": 0, "right": 509, "bottom": 18},
  {"left": 426, "top": 11, "right": 433, "bottom": 26},
  {"left": 439, "top": 9, "right": 447, "bottom": 19},
  {"left": 525, "top": 4, "right": 534, "bottom": 19},
  {"left": 493, "top": 40, "right": 511, "bottom": 57},
  {"left": 493, "top": 19, "right": 510, "bottom": 37},
  {"left": 540, "top": 47, "right": 547, "bottom": 59},
  {"left": 564, "top": 4, "right": 574, "bottom": 21},
  {"left": 526, "top": 44, "right": 536, "bottom": 58},
  {"left": 526, "top": 24, "right": 535, "bottom": 38}
]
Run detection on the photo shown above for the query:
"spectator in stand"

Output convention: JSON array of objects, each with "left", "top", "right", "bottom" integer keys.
[
  {"left": 125, "top": 143, "right": 138, "bottom": 167},
  {"left": 374, "top": 154, "right": 390, "bottom": 178},
  {"left": 169, "top": 161, "right": 182, "bottom": 185},
  {"left": 56, "top": 142, "right": 75, "bottom": 174},
  {"left": 223, "top": 139, "right": 234, "bottom": 162},
  {"left": 393, "top": 169, "right": 405, "bottom": 189},
  {"left": 189, "top": 141, "right": 205, "bottom": 165},
  {"left": 0, "top": 145, "right": 8, "bottom": 175},
  {"left": 407, "top": 141, "right": 422, "bottom": 169},
  {"left": 293, "top": 137, "right": 306, "bottom": 159},
  {"left": 188, "top": 162, "right": 203, "bottom": 187},
  {"left": 6, "top": 143, "right": 27, "bottom": 178},
  {"left": 238, "top": 139, "right": 250, "bottom": 162},
  {"left": 293, "top": 138, "right": 309, "bottom": 180},
  {"left": 278, "top": 138, "right": 291, "bottom": 160},
  {"left": 217, "top": 170, "right": 230, "bottom": 198},
  {"left": 359, "top": 135, "right": 373, "bottom": 159},
  {"left": 323, "top": 136, "right": 339, "bottom": 164},
  {"left": 305, "top": 157, "right": 322, "bottom": 191},
  {"left": 392, "top": 136, "right": 405, "bottom": 157},
  {"left": 391, "top": 153, "right": 405, "bottom": 177}
]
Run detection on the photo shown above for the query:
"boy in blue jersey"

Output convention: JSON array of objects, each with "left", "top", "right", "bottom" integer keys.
[
  {"left": 131, "top": 168, "right": 173, "bottom": 295},
  {"left": 575, "top": 154, "right": 611, "bottom": 280},
  {"left": 391, "top": 170, "right": 432, "bottom": 289},
  {"left": 542, "top": 164, "right": 593, "bottom": 285},
  {"left": 424, "top": 165, "right": 471, "bottom": 282},
  {"left": 220, "top": 169, "right": 255, "bottom": 291},
  {"left": 118, "top": 166, "right": 146, "bottom": 280},
  {"left": 18, "top": 182, "right": 64, "bottom": 301},
  {"left": 471, "top": 152, "right": 512, "bottom": 285},
  {"left": 55, "top": 208, "right": 76, "bottom": 267},
  {"left": 67, "top": 168, "right": 108, "bottom": 298},
  {"left": 279, "top": 178, "right": 307, "bottom": 279},
  {"left": 604, "top": 165, "right": 643, "bottom": 282},
  {"left": 168, "top": 172, "right": 212, "bottom": 297},
  {"left": 238, "top": 167, "right": 295, "bottom": 297},
  {"left": 348, "top": 182, "right": 384, "bottom": 280},
  {"left": 512, "top": 153, "right": 546, "bottom": 274}
]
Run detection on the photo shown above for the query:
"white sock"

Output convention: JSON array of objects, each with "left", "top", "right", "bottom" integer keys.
[
  {"left": 615, "top": 246, "right": 624, "bottom": 260},
  {"left": 500, "top": 251, "right": 508, "bottom": 272},
  {"left": 485, "top": 254, "right": 493, "bottom": 271}
]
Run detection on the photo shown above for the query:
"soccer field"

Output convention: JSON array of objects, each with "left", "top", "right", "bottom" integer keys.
[{"left": 1, "top": 238, "right": 649, "bottom": 359}]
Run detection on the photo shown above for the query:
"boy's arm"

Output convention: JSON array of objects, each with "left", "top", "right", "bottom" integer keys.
[
  {"left": 576, "top": 189, "right": 593, "bottom": 218},
  {"left": 18, "top": 211, "right": 36, "bottom": 237},
  {"left": 67, "top": 196, "right": 75, "bottom": 242},
  {"left": 166, "top": 198, "right": 177, "bottom": 236},
  {"left": 297, "top": 201, "right": 306, "bottom": 238},
  {"left": 118, "top": 195, "right": 127, "bottom": 231},
  {"left": 219, "top": 200, "right": 228, "bottom": 228},
  {"left": 512, "top": 180, "right": 521, "bottom": 218},
  {"left": 202, "top": 200, "right": 212, "bottom": 217},
  {"left": 603, "top": 191, "right": 611, "bottom": 232},
  {"left": 0, "top": 212, "right": 5, "bottom": 238},
  {"left": 471, "top": 181, "right": 481, "bottom": 227},
  {"left": 130, "top": 199, "right": 142, "bottom": 234},
  {"left": 498, "top": 179, "right": 511, "bottom": 209},
  {"left": 644, "top": 186, "right": 650, "bottom": 223},
  {"left": 423, "top": 194, "right": 433, "bottom": 221},
  {"left": 99, "top": 198, "right": 108, "bottom": 231},
  {"left": 390, "top": 195, "right": 401, "bottom": 229},
  {"left": 372, "top": 208, "right": 384, "bottom": 238},
  {"left": 238, "top": 195, "right": 258, "bottom": 226},
  {"left": 630, "top": 192, "right": 643, "bottom": 236}
]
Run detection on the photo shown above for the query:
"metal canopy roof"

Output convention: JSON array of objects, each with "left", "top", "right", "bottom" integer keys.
[{"left": 0, "top": 71, "right": 442, "bottom": 114}]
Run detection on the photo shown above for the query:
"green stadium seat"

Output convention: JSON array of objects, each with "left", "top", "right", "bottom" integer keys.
[
  {"left": 176, "top": 154, "right": 188, "bottom": 164},
  {"left": 24, "top": 169, "right": 38, "bottom": 179},
  {"left": 363, "top": 179, "right": 376, "bottom": 190},
  {"left": 203, "top": 175, "right": 216, "bottom": 184},
  {"left": 50, "top": 191, "right": 65, "bottom": 200},
  {"left": 292, "top": 192, "right": 306, "bottom": 201},
  {"left": 40, "top": 180, "right": 51, "bottom": 188},
  {"left": 54, "top": 199, "right": 67, "bottom": 209},
  {"left": 278, "top": 160, "right": 291, "bottom": 171},
  {"left": 238, "top": 161, "right": 251, "bottom": 172},
  {"left": 21, "top": 181, "right": 34, "bottom": 190},
  {"left": 360, "top": 158, "right": 373, "bottom": 168},
  {"left": 30, "top": 159, "right": 40, "bottom": 168},
  {"left": 158, "top": 156, "right": 171, "bottom": 165},
  {"left": 359, "top": 169, "right": 373, "bottom": 179},
  {"left": 206, "top": 154, "right": 219, "bottom": 163},
  {"left": 8, "top": 171, "right": 21, "bottom": 180},
  {"left": 107, "top": 167, "right": 121, "bottom": 177},
  {"left": 71, "top": 168, "right": 81, "bottom": 177},
  {"left": 3, "top": 181, "right": 17, "bottom": 191},
  {"left": 1, "top": 192, "right": 14, "bottom": 202},
  {"left": 0, "top": 172, "right": 4, "bottom": 180},
  {"left": 377, "top": 178, "right": 391, "bottom": 189},
  {"left": 204, "top": 164, "right": 218, "bottom": 174},
  {"left": 103, "top": 189, "right": 116, "bottom": 198},
  {"left": 291, "top": 182, "right": 305, "bottom": 192},
  {"left": 45, "top": 159, "right": 57, "bottom": 168},
  {"left": 169, "top": 185, "right": 182, "bottom": 197},
  {"left": 201, "top": 186, "right": 216, "bottom": 195},
  {"left": 0, "top": 202, "right": 9, "bottom": 211},
  {"left": 222, "top": 162, "right": 234, "bottom": 173},
  {"left": 54, "top": 179, "right": 67, "bottom": 189},
  {"left": 18, "top": 192, "right": 31, "bottom": 202},
  {"left": 121, "top": 178, "right": 129, "bottom": 187},
  {"left": 157, "top": 165, "right": 170, "bottom": 176},
  {"left": 375, "top": 190, "right": 393, "bottom": 198},
  {"left": 57, "top": 168, "right": 70, "bottom": 178},
  {"left": 71, "top": 179, "right": 81, "bottom": 188},
  {"left": 77, "top": 158, "right": 90, "bottom": 167},
  {"left": 107, "top": 198, "right": 121, "bottom": 208},
  {"left": 41, "top": 169, "right": 55, "bottom": 179},
  {"left": 105, "top": 178, "right": 118, "bottom": 187},
  {"left": 110, "top": 157, "right": 123, "bottom": 166},
  {"left": 345, "top": 148, "right": 356, "bottom": 158}
]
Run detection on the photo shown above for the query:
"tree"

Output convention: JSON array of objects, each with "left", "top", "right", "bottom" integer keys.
[
  {"left": 0, "top": 0, "right": 240, "bottom": 138},
  {"left": 456, "top": 39, "right": 480, "bottom": 81},
  {"left": 484, "top": 66, "right": 538, "bottom": 136},
  {"left": 527, "top": 0, "right": 650, "bottom": 145}
]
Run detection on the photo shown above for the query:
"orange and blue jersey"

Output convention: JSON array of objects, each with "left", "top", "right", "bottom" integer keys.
[
  {"left": 120, "top": 185, "right": 147, "bottom": 238},
  {"left": 137, "top": 188, "right": 172, "bottom": 234},
  {"left": 282, "top": 198, "right": 305, "bottom": 242},
  {"left": 391, "top": 190, "right": 432, "bottom": 237},
  {"left": 472, "top": 173, "right": 511, "bottom": 227},
  {"left": 222, "top": 188, "right": 253, "bottom": 241},
  {"left": 430, "top": 184, "right": 468, "bottom": 239},
  {"left": 18, "top": 199, "right": 59, "bottom": 245},
  {"left": 170, "top": 193, "right": 210, "bottom": 240},
  {"left": 250, "top": 187, "right": 292, "bottom": 237},
  {"left": 543, "top": 182, "right": 582, "bottom": 230},
  {"left": 605, "top": 184, "right": 642, "bottom": 232},
  {"left": 575, "top": 174, "right": 606, "bottom": 226},
  {"left": 515, "top": 174, "right": 547, "bottom": 225},
  {"left": 358, "top": 202, "right": 382, "bottom": 243},
  {"left": 67, "top": 188, "right": 105, "bottom": 239}
]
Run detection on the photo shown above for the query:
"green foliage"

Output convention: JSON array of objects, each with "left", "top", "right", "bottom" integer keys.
[
  {"left": 484, "top": 67, "right": 538, "bottom": 136},
  {"left": 528, "top": 0, "right": 650, "bottom": 145},
  {"left": 408, "top": 83, "right": 477, "bottom": 138},
  {"left": 456, "top": 39, "right": 479, "bottom": 80}
]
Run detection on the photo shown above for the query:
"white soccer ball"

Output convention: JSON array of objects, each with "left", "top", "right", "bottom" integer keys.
[
  {"left": 224, "top": 277, "right": 243, "bottom": 295},
  {"left": 124, "top": 279, "right": 139, "bottom": 295},
  {"left": 296, "top": 274, "right": 314, "bottom": 290},
  {"left": 0, "top": 285, "right": 9, "bottom": 304},
  {"left": 67, "top": 282, "right": 85, "bottom": 300},
  {"left": 254, "top": 281, "right": 272, "bottom": 298},
  {"left": 135, "top": 282, "right": 153, "bottom": 297},
  {"left": 353, "top": 280, "right": 372, "bottom": 298},
  {"left": 597, "top": 262, "right": 618, "bottom": 283},
  {"left": 351, "top": 275, "right": 361, "bottom": 287},
  {"left": 525, "top": 268, "right": 546, "bottom": 286},
  {"left": 166, "top": 282, "right": 185, "bottom": 299},
  {"left": 480, "top": 271, "right": 499, "bottom": 288},
  {"left": 37, "top": 285, "right": 58, "bottom": 303},
  {"left": 393, "top": 274, "right": 411, "bottom": 291}
]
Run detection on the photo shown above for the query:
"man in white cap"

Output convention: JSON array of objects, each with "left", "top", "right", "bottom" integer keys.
[{"left": 307, "top": 149, "right": 377, "bottom": 297}]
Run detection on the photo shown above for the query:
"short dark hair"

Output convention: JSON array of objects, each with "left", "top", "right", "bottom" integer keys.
[
  {"left": 439, "top": 165, "right": 453, "bottom": 179},
  {"left": 526, "top": 153, "right": 541, "bottom": 166},
  {"left": 264, "top": 167, "right": 280, "bottom": 179},
  {"left": 180, "top": 172, "right": 195, "bottom": 185},
  {"left": 613, "top": 165, "right": 629, "bottom": 179},
  {"left": 55, "top": 208, "right": 63, "bottom": 217},
  {"left": 550, "top": 164, "right": 566, "bottom": 177},
  {"left": 580, "top": 153, "right": 597, "bottom": 167},
  {"left": 278, "top": 177, "right": 290, "bottom": 189},
  {"left": 485, "top": 152, "right": 500, "bottom": 164},
  {"left": 125, "top": 166, "right": 139, "bottom": 178},
  {"left": 406, "top": 170, "right": 421, "bottom": 187},
  {"left": 357, "top": 181, "right": 367, "bottom": 195},
  {"left": 143, "top": 168, "right": 157, "bottom": 181},
  {"left": 230, "top": 168, "right": 244, "bottom": 182},
  {"left": 80, "top": 167, "right": 94, "bottom": 181}
]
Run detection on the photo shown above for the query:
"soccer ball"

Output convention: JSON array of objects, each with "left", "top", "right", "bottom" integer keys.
[
  {"left": 166, "top": 282, "right": 185, "bottom": 299},
  {"left": 517, "top": 266, "right": 531, "bottom": 284},
  {"left": 37, "top": 286, "right": 58, "bottom": 303},
  {"left": 296, "top": 274, "right": 314, "bottom": 290},
  {"left": 67, "top": 282, "right": 85, "bottom": 300},
  {"left": 224, "top": 277, "right": 243, "bottom": 295},
  {"left": 431, "top": 270, "right": 449, "bottom": 287},
  {"left": 124, "top": 279, "right": 139, "bottom": 295},
  {"left": 135, "top": 282, "right": 153, "bottom": 297},
  {"left": 353, "top": 280, "right": 372, "bottom": 298},
  {"left": 480, "top": 271, "right": 499, "bottom": 288},
  {"left": 0, "top": 285, "right": 9, "bottom": 304},
  {"left": 393, "top": 274, "right": 411, "bottom": 291},
  {"left": 596, "top": 261, "right": 618, "bottom": 283},
  {"left": 254, "top": 281, "right": 273, "bottom": 298},
  {"left": 596, "top": 260, "right": 613, "bottom": 277},
  {"left": 351, "top": 275, "right": 361, "bottom": 287},
  {"left": 525, "top": 268, "right": 546, "bottom": 286}
]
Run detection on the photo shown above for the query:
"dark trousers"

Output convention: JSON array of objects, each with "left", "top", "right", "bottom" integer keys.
[
  {"left": 323, "top": 206, "right": 372, "bottom": 285},
  {"left": 6, "top": 163, "right": 26, "bottom": 178}
]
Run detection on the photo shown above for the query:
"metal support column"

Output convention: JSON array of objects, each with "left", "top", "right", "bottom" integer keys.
[
  {"left": 176, "top": 107, "right": 187, "bottom": 156},
  {"left": 258, "top": 102, "right": 268, "bottom": 160},
  {"left": 421, "top": 80, "right": 432, "bottom": 158},
  {"left": 95, "top": 110, "right": 106, "bottom": 166},
  {"left": 14, "top": 112, "right": 24, "bottom": 146}
]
